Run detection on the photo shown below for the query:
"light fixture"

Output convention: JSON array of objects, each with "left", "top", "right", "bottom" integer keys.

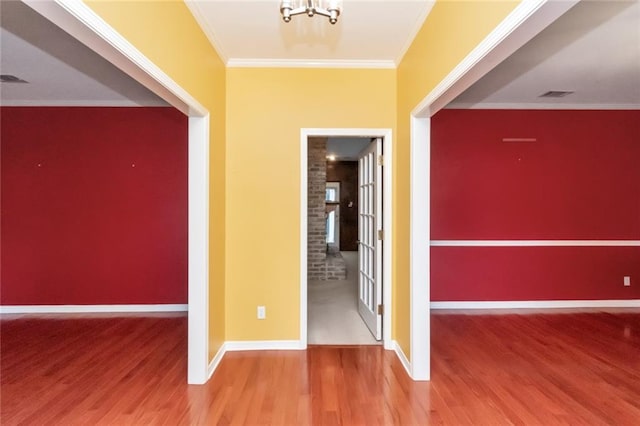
[
  {"left": 326, "top": 154, "right": 336, "bottom": 161},
  {"left": 280, "top": 0, "right": 342, "bottom": 25}
]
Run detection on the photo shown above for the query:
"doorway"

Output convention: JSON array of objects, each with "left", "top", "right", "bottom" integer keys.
[
  {"left": 307, "top": 136, "right": 378, "bottom": 344},
  {"left": 299, "top": 128, "right": 393, "bottom": 349}
]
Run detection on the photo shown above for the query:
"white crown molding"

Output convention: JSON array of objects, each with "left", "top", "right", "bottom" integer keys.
[
  {"left": 226, "top": 58, "right": 396, "bottom": 69},
  {"left": 430, "top": 240, "right": 640, "bottom": 247},
  {"left": 0, "top": 100, "right": 168, "bottom": 107},
  {"left": 394, "top": 1, "right": 435, "bottom": 66},
  {"left": 184, "top": 0, "right": 229, "bottom": 64},
  {"left": 0, "top": 304, "right": 188, "bottom": 314},
  {"left": 224, "top": 340, "right": 305, "bottom": 351},
  {"left": 445, "top": 102, "right": 640, "bottom": 110},
  {"left": 431, "top": 300, "right": 640, "bottom": 310}
]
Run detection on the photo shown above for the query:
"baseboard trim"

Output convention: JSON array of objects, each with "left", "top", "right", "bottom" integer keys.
[
  {"left": 225, "top": 340, "right": 305, "bottom": 351},
  {"left": 430, "top": 300, "right": 640, "bottom": 310},
  {"left": 207, "top": 342, "right": 228, "bottom": 380},
  {"left": 0, "top": 304, "right": 188, "bottom": 314},
  {"left": 392, "top": 340, "right": 412, "bottom": 379}
]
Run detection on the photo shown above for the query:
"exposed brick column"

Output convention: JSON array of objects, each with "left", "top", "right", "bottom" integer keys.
[{"left": 308, "top": 137, "right": 327, "bottom": 280}]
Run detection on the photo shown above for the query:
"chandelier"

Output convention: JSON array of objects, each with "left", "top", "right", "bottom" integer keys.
[{"left": 280, "top": 1, "right": 342, "bottom": 25}]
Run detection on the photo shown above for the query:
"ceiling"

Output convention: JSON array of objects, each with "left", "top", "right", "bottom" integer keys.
[
  {"left": 327, "top": 137, "right": 371, "bottom": 160},
  {"left": 0, "top": 1, "right": 167, "bottom": 106},
  {"left": 449, "top": 0, "right": 640, "bottom": 109},
  {"left": 186, "top": 0, "right": 434, "bottom": 67},
  {"left": 0, "top": 0, "right": 638, "bottom": 109}
]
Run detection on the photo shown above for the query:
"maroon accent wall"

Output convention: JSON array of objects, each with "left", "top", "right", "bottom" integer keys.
[
  {"left": 1, "top": 107, "right": 188, "bottom": 305},
  {"left": 431, "top": 109, "right": 640, "bottom": 301}
]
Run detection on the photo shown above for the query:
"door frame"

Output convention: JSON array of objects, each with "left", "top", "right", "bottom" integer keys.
[{"left": 300, "top": 129, "right": 393, "bottom": 349}]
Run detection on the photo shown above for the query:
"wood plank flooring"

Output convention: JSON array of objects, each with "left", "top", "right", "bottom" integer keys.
[{"left": 1, "top": 311, "right": 639, "bottom": 425}]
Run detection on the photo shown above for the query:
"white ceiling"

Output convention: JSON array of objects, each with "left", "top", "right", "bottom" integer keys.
[
  {"left": 327, "top": 137, "right": 371, "bottom": 160},
  {"left": 0, "top": 1, "right": 167, "bottom": 106},
  {"left": 449, "top": 0, "right": 640, "bottom": 109},
  {"left": 186, "top": 0, "right": 434, "bottom": 66}
]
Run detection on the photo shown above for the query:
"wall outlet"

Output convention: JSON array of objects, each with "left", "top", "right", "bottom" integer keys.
[
  {"left": 624, "top": 276, "right": 631, "bottom": 287},
  {"left": 257, "top": 305, "right": 266, "bottom": 319}
]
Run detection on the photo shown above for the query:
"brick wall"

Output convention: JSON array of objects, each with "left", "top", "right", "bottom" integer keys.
[{"left": 308, "top": 137, "right": 328, "bottom": 280}]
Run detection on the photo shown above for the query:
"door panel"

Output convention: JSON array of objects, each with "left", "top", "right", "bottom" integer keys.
[{"left": 357, "top": 138, "right": 382, "bottom": 340}]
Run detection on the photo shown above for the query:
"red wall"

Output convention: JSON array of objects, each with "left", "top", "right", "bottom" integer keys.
[
  {"left": 1, "top": 107, "right": 188, "bottom": 305},
  {"left": 431, "top": 109, "right": 640, "bottom": 301}
]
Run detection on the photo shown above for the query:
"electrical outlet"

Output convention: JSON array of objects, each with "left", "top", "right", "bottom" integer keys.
[
  {"left": 257, "top": 306, "right": 266, "bottom": 319},
  {"left": 623, "top": 276, "right": 631, "bottom": 287}
]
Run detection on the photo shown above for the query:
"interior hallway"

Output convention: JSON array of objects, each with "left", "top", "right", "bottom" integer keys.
[{"left": 308, "top": 251, "right": 379, "bottom": 345}]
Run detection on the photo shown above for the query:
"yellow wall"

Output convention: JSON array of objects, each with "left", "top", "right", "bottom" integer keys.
[
  {"left": 86, "top": 0, "right": 522, "bottom": 364},
  {"left": 85, "top": 0, "right": 227, "bottom": 361},
  {"left": 394, "top": 0, "right": 519, "bottom": 360},
  {"left": 225, "top": 68, "right": 396, "bottom": 340}
]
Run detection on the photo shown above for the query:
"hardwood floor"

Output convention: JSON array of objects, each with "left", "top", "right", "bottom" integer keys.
[{"left": 1, "top": 311, "right": 639, "bottom": 425}]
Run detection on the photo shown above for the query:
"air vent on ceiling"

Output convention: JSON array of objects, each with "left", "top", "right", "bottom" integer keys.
[
  {"left": 0, "top": 74, "right": 29, "bottom": 83},
  {"left": 539, "top": 90, "right": 573, "bottom": 98}
]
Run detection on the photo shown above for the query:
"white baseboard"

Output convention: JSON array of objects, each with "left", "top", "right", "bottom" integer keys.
[
  {"left": 225, "top": 340, "right": 305, "bottom": 351},
  {"left": 0, "top": 304, "right": 188, "bottom": 314},
  {"left": 430, "top": 300, "right": 640, "bottom": 310},
  {"left": 392, "top": 340, "right": 412, "bottom": 379},
  {"left": 208, "top": 342, "right": 228, "bottom": 380}
]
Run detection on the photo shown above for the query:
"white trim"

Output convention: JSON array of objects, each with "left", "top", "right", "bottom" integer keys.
[
  {"left": 382, "top": 132, "right": 393, "bottom": 351},
  {"left": 409, "top": 116, "right": 430, "bottom": 381},
  {"left": 445, "top": 102, "right": 640, "bottom": 110},
  {"left": 25, "top": 0, "right": 212, "bottom": 385},
  {"left": 184, "top": 0, "right": 229, "bottom": 64},
  {"left": 207, "top": 342, "right": 228, "bottom": 380},
  {"left": 392, "top": 340, "right": 412, "bottom": 379},
  {"left": 430, "top": 240, "right": 640, "bottom": 247},
  {"left": 411, "top": 0, "right": 578, "bottom": 118},
  {"left": 300, "top": 132, "right": 309, "bottom": 349},
  {"left": 431, "top": 300, "right": 640, "bottom": 310},
  {"left": 0, "top": 100, "right": 169, "bottom": 107},
  {"left": 225, "top": 340, "right": 304, "bottom": 351},
  {"left": 300, "top": 128, "right": 393, "bottom": 349},
  {"left": 0, "top": 304, "right": 188, "bottom": 314},
  {"left": 394, "top": 1, "right": 435, "bottom": 66},
  {"left": 188, "top": 115, "right": 211, "bottom": 385},
  {"left": 226, "top": 58, "right": 396, "bottom": 69}
]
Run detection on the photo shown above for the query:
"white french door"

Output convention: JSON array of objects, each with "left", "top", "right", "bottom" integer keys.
[{"left": 357, "top": 137, "right": 382, "bottom": 340}]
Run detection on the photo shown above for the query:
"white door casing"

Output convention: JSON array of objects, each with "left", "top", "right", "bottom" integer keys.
[
  {"left": 357, "top": 138, "right": 383, "bottom": 340},
  {"left": 300, "top": 128, "right": 392, "bottom": 351}
]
